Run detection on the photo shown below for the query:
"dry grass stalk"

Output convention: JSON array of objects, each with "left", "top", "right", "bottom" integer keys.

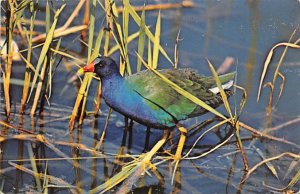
[
  {"left": 235, "top": 121, "right": 249, "bottom": 171},
  {"left": 94, "top": 108, "right": 112, "bottom": 150},
  {"left": 69, "top": 0, "right": 99, "bottom": 129},
  {"left": 16, "top": 20, "right": 26, "bottom": 44},
  {"left": 31, "top": 0, "right": 86, "bottom": 43},
  {"left": 20, "top": 1, "right": 35, "bottom": 114},
  {"left": 116, "top": 0, "right": 195, "bottom": 13},
  {"left": 20, "top": 18, "right": 46, "bottom": 26},
  {"left": 27, "top": 4, "right": 66, "bottom": 115},
  {"left": 93, "top": 82, "right": 102, "bottom": 115},
  {"left": 81, "top": 0, "right": 90, "bottom": 42},
  {"left": 239, "top": 122, "right": 300, "bottom": 149},
  {"left": 264, "top": 117, "right": 300, "bottom": 133},
  {"left": 69, "top": 73, "right": 93, "bottom": 129},
  {"left": 252, "top": 145, "right": 278, "bottom": 179},
  {"left": 55, "top": 141, "right": 104, "bottom": 157},
  {"left": 2, "top": 0, "right": 16, "bottom": 116},
  {"left": 263, "top": 82, "right": 274, "bottom": 128},
  {"left": 9, "top": 162, "right": 79, "bottom": 194},
  {"left": 257, "top": 41, "right": 300, "bottom": 102},
  {"left": 0, "top": 26, "right": 40, "bottom": 36},
  {"left": 91, "top": 132, "right": 169, "bottom": 193},
  {"left": 30, "top": 57, "right": 48, "bottom": 116},
  {"left": 174, "top": 30, "right": 181, "bottom": 69},
  {"left": 276, "top": 72, "right": 285, "bottom": 104},
  {"left": 78, "top": 81, "right": 91, "bottom": 125},
  {"left": 242, "top": 152, "right": 300, "bottom": 184}
]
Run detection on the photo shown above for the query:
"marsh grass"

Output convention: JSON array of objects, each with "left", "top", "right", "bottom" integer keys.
[
  {"left": 6, "top": 0, "right": 238, "bottom": 192},
  {"left": 1, "top": 0, "right": 300, "bottom": 193},
  {"left": 20, "top": 0, "right": 35, "bottom": 114},
  {"left": 2, "top": 0, "right": 16, "bottom": 116},
  {"left": 245, "top": 29, "right": 300, "bottom": 191},
  {"left": 1, "top": 0, "right": 74, "bottom": 117}
]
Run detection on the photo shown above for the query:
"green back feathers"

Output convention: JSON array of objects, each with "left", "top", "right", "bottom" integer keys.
[{"left": 126, "top": 69, "right": 235, "bottom": 122}]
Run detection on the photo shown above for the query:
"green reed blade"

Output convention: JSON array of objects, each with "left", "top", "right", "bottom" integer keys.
[
  {"left": 88, "top": 0, "right": 97, "bottom": 62},
  {"left": 208, "top": 59, "right": 233, "bottom": 119},
  {"left": 91, "top": 28, "right": 104, "bottom": 60},
  {"left": 107, "top": 30, "right": 140, "bottom": 56},
  {"left": 152, "top": 11, "right": 161, "bottom": 69},
  {"left": 46, "top": 0, "right": 50, "bottom": 33},
  {"left": 148, "top": 38, "right": 152, "bottom": 67},
  {"left": 136, "top": 7, "right": 145, "bottom": 72},
  {"left": 126, "top": 1, "right": 174, "bottom": 66},
  {"left": 48, "top": 38, "right": 62, "bottom": 99},
  {"left": 27, "top": 3, "right": 66, "bottom": 103}
]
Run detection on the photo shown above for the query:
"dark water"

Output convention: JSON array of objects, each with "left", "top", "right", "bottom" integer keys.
[{"left": 1, "top": 0, "right": 300, "bottom": 193}]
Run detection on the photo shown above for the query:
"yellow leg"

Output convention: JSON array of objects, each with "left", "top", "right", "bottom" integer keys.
[
  {"left": 172, "top": 125, "right": 187, "bottom": 184},
  {"left": 174, "top": 125, "right": 187, "bottom": 161}
]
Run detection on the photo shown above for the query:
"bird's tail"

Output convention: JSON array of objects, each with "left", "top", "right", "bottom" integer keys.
[
  {"left": 200, "top": 72, "right": 236, "bottom": 90},
  {"left": 209, "top": 80, "right": 234, "bottom": 94}
]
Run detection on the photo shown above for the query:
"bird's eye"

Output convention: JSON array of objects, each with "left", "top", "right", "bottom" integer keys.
[
  {"left": 93, "top": 57, "right": 101, "bottom": 65},
  {"left": 99, "top": 62, "right": 104, "bottom": 67}
]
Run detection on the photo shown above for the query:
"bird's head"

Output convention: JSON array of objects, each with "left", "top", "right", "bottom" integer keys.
[{"left": 78, "top": 56, "right": 119, "bottom": 78}]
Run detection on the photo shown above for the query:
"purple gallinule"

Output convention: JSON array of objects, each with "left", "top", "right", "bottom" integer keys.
[{"left": 80, "top": 56, "right": 235, "bottom": 162}]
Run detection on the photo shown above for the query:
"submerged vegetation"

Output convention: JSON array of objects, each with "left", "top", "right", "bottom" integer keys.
[{"left": 0, "top": 0, "right": 300, "bottom": 193}]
